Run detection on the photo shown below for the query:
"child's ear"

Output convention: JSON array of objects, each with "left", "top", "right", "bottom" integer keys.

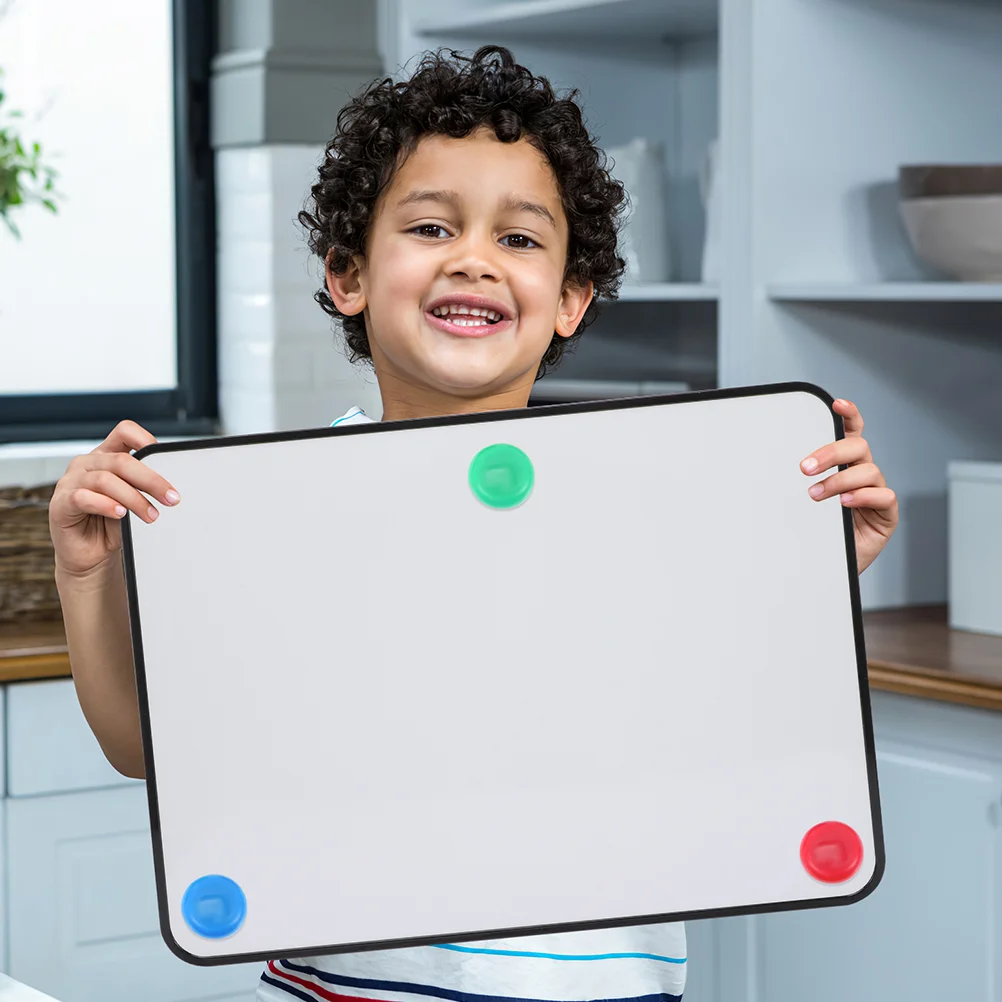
[
  {"left": 555, "top": 280, "right": 594, "bottom": 339},
  {"left": 325, "top": 251, "right": 367, "bottom": 316}
]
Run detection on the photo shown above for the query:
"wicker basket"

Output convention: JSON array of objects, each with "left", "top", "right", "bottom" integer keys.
[{"left": 0, "top": 484, "right": 61, "bottom": 623}]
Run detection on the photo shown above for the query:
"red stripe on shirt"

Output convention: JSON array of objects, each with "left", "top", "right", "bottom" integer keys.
[{"left": 267, "top": 960, "right": 379, "bottom": 1002}]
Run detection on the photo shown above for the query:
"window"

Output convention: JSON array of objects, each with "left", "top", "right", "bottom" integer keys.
[{"left": 0, "top": 0, "right": 216, "bottom": 443}]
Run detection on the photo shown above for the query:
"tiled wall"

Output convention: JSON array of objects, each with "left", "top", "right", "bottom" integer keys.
[
  {"left": 0, "top": 443, "right": 101, "bottom": 490},
  {"left": 216, "top": 144, "right": 384, "bottom": 436}
]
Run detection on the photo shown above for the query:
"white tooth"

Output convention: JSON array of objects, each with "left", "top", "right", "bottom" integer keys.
[{"left": 432, "top": 304, "right": 500, "bottom": 322}]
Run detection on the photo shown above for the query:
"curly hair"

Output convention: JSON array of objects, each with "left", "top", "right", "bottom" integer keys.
[{"left": 298, "top": 45, "right": 627, "bottom": 379}]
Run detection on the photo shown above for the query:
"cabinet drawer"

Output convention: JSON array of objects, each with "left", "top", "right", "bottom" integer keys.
[
  {"left": 7, "top": 786, "right": 260, "bottom": 1002},
  {"left": 6, "top": 680, "right": 139, "bottom": 796}
]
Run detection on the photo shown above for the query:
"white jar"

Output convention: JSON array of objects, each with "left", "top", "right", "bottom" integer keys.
[
  {"left": 948, "top": 460, "right": 1002, "bottom": 636},
  {"left": 606, "top": 138, "right": 671, "bottom": 284},
  {"left": 700, "top": 138, "right": 721, "bottom": 284}
]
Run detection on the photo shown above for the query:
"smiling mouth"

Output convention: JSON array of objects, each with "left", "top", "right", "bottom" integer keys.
[{"left": 429, "top": 304, "right": 504, "bottom": 327}]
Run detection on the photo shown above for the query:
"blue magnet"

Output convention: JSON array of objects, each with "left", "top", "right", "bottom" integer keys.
[{"left": 181, "top": 874, "right": 247, "bottom": 939}]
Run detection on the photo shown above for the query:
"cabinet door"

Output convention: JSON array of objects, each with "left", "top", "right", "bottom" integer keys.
[
  {"left": 747, "top": 738, "right": 1002, "bottom": 1001},
  {"left": 7, "top": 786, "right": 261, "bottom": 1002},
  {"left": 6, "top": 680, "right": 138, "bottom": 797}
]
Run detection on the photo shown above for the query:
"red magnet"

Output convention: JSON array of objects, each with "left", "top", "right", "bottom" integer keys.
[{"left": 799, "top": 821, "right": 863, "bottom": 883}]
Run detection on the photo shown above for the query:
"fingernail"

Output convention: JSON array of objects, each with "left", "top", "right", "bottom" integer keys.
[
  {"left": 809, "top": 484, "right": 824, "bottom": 499},
  {"left": 802, "top": 457, "right": 818, "bottom": 473},
  {"left": 835, "top": 399, "right": 848, "bottom": 407},
  {"left": 165, "top": 489, "right": 180, "bottom": 505},
  {"left": 841, "top": 493, "right": 854, "bottom": 504},
  {"left": 148, "top": 506, "right": 159, "bottom": 521},
  {"left": 114, "top": 505, "right": 126, "bottom": 518}
]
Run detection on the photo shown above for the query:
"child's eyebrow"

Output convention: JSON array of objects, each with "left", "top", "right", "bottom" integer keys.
[
  {"left": 499, "top": 194, "right": 557, "bottom": 229},
  {"left": 397, "top": 188, "right": 459, "bottom": 210},
  {"left": 396, "top": 189, "right": 557, "bottom": 229}
]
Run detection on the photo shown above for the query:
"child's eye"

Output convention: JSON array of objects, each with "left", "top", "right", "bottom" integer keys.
[
  {"left": 501, "top": 233, "right": 539, "bottom": 250},
  {"left": 411, "top": 224, "right": 449, "bottom": 239}
]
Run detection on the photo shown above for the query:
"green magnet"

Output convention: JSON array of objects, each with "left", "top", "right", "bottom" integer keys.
[{"left": 468, "top": 443, "right": 535, "bottom": 509}]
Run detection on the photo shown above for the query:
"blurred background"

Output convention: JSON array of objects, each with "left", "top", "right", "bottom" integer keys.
[{"left": 0, "top": 1, "right": 1001, "bottom": 1000}]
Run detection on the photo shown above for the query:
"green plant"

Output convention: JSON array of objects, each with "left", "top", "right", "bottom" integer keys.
[{"left": 0, "top": 68, "right": 58, "bottom": 237}]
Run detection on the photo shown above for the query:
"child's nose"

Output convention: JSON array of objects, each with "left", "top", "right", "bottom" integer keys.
[{"left": 443, "top": 231, "right": 503, "bottom": 282}]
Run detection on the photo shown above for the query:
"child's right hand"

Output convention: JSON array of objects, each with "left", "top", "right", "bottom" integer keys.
[{"left": 49, "top": 420, "right": 180, "bottom": 578}]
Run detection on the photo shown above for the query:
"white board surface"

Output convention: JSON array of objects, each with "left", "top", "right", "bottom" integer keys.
[{"left": 123, "top": 383, "right": 883, "bottom": 966}]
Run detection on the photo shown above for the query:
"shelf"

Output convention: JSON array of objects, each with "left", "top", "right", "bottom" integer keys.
[
  {"left": 615, "top": 283, "right": 718, "bottom": 303},
  {"left": 767, "top": 283, "right": 1002, "bottom": 303},
  {"left": 413, "top": 0, "right": 718, "bottom": 44}
]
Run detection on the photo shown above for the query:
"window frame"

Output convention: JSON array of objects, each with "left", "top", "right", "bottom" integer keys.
[{"left": 0, "top": 0, "right": 218, "bottom": 445}]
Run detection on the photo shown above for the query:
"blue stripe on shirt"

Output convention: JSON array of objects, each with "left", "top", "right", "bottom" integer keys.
[
  {"left": 431, "top": 944, "right": 686, "bottom": 965},
  {"left": 274, "top": 961, "right": 682, "bottom": 1002},
  {"left": 330, "top": 408, "right": 363, "bottom": 427},
  {"left": 261, "top": 972, "right": 317, "bottom": 1002}
]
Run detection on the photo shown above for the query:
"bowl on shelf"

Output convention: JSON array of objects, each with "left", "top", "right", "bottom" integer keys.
[
  {"left": 899, "top": 164, "right": 1002, "bottom": 200},
  {"left": 899, "top": 195, "right": 1002, "bottom": 282},
  {"left": 897, "top": 164, "right": 1002, "bottom": 282}
]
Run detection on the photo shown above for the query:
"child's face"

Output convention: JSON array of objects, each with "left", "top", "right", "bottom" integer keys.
[{"left": 328, "top": 128, "right": 593, "bottom": 416}]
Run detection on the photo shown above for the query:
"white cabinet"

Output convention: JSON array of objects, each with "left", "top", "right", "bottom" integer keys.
[
  {"left": 751, "top": 743, "right": 1002, "bottom": 999},
  {"left": 688, "top": 691, "right": 1002, "bottom": 1002},
  {"left": 6, "top": 681, "right": 137, "bottom": 796},
  {"left": 5, "top": 786, "right": 261, "bottom": 1002},
  {"left": 3, "top": 681, "right": 261, "bottom": 1002},
  {"left": 0, "top": 686, "right": 6, "bottom": 975}
]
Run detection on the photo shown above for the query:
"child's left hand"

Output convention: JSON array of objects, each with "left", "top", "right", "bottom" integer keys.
[{"left": 800, "top": 398, "right": 898, "bottom": 574}]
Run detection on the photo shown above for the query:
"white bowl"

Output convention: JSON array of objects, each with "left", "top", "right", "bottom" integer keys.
[{"left": 900, "top": 195, "right": 1002, "bottom": 282}]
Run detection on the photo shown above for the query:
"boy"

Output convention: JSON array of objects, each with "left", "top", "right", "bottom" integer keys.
[{"left": 49, "top": 46, "right": 898, "bottom": 1002}]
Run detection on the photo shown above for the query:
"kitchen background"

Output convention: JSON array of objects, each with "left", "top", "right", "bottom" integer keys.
[{"left": 0, "top": 0, "right": 1001, "bottom": 999}]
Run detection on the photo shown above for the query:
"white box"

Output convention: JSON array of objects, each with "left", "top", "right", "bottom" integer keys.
[{"left": 949, "top": 460, "right": 1002, "bottom": 636}]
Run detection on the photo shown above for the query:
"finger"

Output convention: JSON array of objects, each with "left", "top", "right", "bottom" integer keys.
[
  {"left": 801, "top": 436, "right": 872, "bottom": 475},
  {"left": 93, "top": 419, "right": 158, "bottom": 456},
  {"left": 64, "top": 488, "right": 130, "bottom": 521},
  {"left": 77, "top": 470, "right": 162, "bottom": 524},
  {"left": 832, "top": 398, "right": 864, "bottom": 436},
  {"left": 73, "top": 451, "right": 179, "bottom": 506},
  {"left": 808, "top": 463, "right": 886, "bottom": 500},
  {"left": 840, "top": 486, "right": 898, "bottom": 514}
]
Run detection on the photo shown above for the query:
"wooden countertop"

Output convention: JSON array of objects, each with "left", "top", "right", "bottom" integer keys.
[
  {"left": 2, "top": 606, "right": 1002, "bottom": 710},
  {"left": 0, "top": 618, "right": 73, "bottom": 683},
  {"left": 863, "top": 605, "right": 1002, "bottom": 711}
]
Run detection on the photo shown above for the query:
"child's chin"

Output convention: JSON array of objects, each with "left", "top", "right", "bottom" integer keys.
[{"left": 428, "top": 360, "right": 520, "bottom": 396}]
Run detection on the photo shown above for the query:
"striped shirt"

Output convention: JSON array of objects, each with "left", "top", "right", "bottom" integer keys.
[{"left": 257, "top": 407, "right": 687, "bottom": 1002}]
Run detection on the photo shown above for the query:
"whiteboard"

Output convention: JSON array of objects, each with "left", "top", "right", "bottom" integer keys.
[{"left": 122, "top": 383, "right": 883, "bottom": 966}]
